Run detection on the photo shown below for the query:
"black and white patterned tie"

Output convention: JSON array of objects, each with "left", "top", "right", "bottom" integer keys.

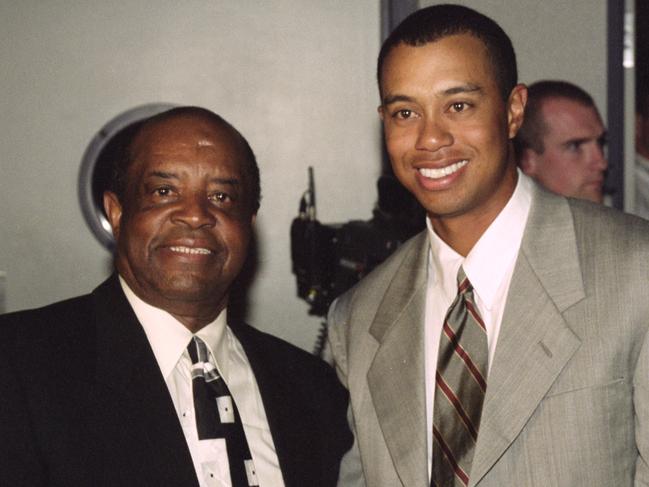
[{"left": 187, "top": 336, "right": 259, "bottom": 487}]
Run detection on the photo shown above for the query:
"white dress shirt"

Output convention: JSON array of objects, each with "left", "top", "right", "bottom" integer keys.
[
  {"left": 120, "top": 278, "right": 285, "bottom": 487},
  {"left": 424, "top": 171, "right": 533, "bottom": 477}
]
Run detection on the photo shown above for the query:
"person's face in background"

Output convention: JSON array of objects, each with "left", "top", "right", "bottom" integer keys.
[{"left": 520, "top": 97, "right": 607, "bottom": 203}]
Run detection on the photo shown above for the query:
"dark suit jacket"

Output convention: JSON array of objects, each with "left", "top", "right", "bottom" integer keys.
[{"left": 0, "top": 275, "right": 351, "bottom": 487}]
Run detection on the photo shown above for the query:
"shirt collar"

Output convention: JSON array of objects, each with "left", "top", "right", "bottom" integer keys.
[
  {"left": 427, "top": 170, "right": 533, "bottom": 309},
  {"left": 118, "top": 276, "right": 229, "bottom": 379}
]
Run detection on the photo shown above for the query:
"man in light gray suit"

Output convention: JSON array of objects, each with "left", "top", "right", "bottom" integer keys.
[{"left": 328, "top": 4, "right": 649, "bottom": 486}]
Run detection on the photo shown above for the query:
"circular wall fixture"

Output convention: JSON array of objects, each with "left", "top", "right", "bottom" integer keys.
[{"left": 78, "top": 103, "right": 176, "bottom": 250}]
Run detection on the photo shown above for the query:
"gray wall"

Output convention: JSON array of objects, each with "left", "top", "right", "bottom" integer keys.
[
  {"left": 0, "top": 1, "right": 382, "bottom": 351},
  {"left": 420, "top": 0, "right": 608, "bottom": 121}
]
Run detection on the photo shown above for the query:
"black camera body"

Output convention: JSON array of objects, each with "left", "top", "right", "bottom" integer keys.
[{"left": 291, "top": 170, "right": 425, "bottom": 317}]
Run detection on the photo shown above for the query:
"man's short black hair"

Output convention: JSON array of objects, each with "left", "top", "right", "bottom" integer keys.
[
  {"left": 107, "top": 106, "right": 261, "bottom": 213},
  {"left": 377, "top": 4, "right": 518, "bottom": 101},
  {"left": 515, "top": 80, "right": 597, "bottom": 157}
]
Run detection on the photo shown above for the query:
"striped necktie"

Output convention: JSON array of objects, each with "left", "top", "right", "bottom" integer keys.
[
  {"left": 431, "top": 267, "right": 488, "bottom": 487},
  {"left": 187, "top": 336, "right": 259, "bottom": 487}
]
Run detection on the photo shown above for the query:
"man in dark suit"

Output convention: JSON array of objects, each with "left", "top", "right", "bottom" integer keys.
[{"left": 0, "top": 106, "right": 351, "bottom": 487}]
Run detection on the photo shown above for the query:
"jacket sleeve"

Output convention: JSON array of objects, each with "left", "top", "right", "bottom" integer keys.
[
  {"left": 328, "top": 296, "right": 367, "bottom": 487},
  {"left": 0, "top": 321, "right": 47, "bottom": 486},
  {"left": 634, "top": 324, "right": 649, "bottom": 486}
]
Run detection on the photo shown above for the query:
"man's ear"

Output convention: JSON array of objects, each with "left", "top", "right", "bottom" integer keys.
[
  {"left": 507, "top": 84, "right": 528, "bottom": 139},
  {"left": 103, "top": 191, "right": 123, "bottom": 242},
  {"left": 519, "top": 148, "right": 539, "bottom": 177}
]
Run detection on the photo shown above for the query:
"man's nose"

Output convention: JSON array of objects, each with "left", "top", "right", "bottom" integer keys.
[
  {"left": 415, "top": 117, "right": 453, "bottom": 152},
  {"left": 171, "top": 193, "right": 217, "bottom": 228},
  {"left": 592, "top": 144, "right": 608, "bottom": 170}
]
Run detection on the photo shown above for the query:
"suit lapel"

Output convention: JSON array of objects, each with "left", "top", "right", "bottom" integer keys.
[
  {"left": 231, "top": 323, "right": 345, "bottom": 487},
  {"left": 368, "top": 232, "right": 430, "bottom": 487},
  {"left": 230, "top": 325, "right": 301, "bottom": 487},
  {"left": 92, "top": 276, "right": 199, "bottom": 487},
  {"left": 469, "top": 188, "right": 585, "bottom": 486}
]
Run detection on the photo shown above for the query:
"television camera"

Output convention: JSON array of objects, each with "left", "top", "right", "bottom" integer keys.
[{"left": 290, "top": 167, "right": 425, "bottom": 355}]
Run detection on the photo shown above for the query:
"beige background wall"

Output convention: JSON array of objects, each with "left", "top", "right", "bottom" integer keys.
[{"left": 0, "top": 0, "right": 382, "bottom": 350}]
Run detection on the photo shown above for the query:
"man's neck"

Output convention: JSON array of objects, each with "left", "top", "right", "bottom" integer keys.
[
  {"left": 430, "top": 172, "right": 518, "bottom": 257},
  {"left": 118, "top": 272, "right": 228, "bottom": 333}
]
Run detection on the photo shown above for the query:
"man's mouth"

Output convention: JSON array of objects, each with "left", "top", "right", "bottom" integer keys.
[
  {"left": 168, "top": 246, "right": 212, "bottom": 255},
  {"left": 418, "top": 159, "right": 468, "bottom": 179}
]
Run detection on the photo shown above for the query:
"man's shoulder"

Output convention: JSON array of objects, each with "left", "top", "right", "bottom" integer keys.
[
  {"left": 0, "top": 291, "right": 99, "bottom": 379},
  {"left": 0, "top": 292, "right": 94, "bottom": 334},
  {"left": 330, "top": 230, "right": 427, "bottom": 315},
  {"left": 530, "top": 185, "right": 649, "bottom": 249},
  {"left": 0, "top": 277, "right": 118, "bottom": 350},
  {"left": 567, "top": 197, "right": 649, "bottom": 245},
  {"left": 232, "top": 322, "right": 330, "bottom": 372}
]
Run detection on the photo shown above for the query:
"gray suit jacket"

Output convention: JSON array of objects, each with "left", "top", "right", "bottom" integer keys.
[{"left": 329, "top": 185, "right": 649, "bottom": 486}]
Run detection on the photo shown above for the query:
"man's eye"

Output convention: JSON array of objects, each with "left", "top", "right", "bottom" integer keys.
[
  {"left": 210, "top": 192, "right": 232, "bottom": 204},
  {"left": 450, "top": 102, "right": 468, "bottom": 112},
  {"left": 567, "top": 142, "right": 582, "bottom": 152},
  {"left": 395, "top": 109, "right": 413, "bottom": 119},
  {"left": 154, "top": 187, "right": 172, "bottom": 197}
]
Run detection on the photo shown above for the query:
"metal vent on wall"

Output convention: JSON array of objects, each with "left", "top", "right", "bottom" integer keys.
[{"left": 78, "top": 103, "right": 176, "bottom": 249}]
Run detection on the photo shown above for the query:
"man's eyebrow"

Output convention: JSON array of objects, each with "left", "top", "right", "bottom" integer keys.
[
  {"left": 145, "top": 170, "right": 179, "bottom": 180},
  {"left": 382, "top": 84, "right": 483, "bottom": 105},
  {"left": 144, "top": 172, "right": 240, "bottom": 186},
  {"left": 562, "top": 137, "right": 589, "bottom": 147},
  {"left": 209, "top": 177, "right": 240, "bottom": 186},
  {"left": 441, "top": 83, "right": 483, "bottom": 96},
  {"left": 563, "top": 130, "right": 609, "bottom": 147},
  {"left": 382, "top": 94, "right": 416, "bottom": 106}
]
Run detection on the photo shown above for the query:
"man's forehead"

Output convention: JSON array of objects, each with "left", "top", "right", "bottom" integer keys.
[
  {"left": 542, "top": 98, "right": 603, "bottom": 129},
  {"left": 380, "top": 36, "right": 493, "bottom": 99},
  {"left": 130, "top": 116, "right": 242, "bottom": 160},
  {"left": 136, "top": 115, "right": 231, "bottom": 144},
  {"left": 542, "top": 97, "right": 599, "bottom": 116}
]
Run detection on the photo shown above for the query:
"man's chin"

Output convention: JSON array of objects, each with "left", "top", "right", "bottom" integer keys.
[
  {"left": 140, "top": 272, "right": 221, "bottom": 301},
  {"left": 578, "top": 188, "right": 603, "bottom": 204}
]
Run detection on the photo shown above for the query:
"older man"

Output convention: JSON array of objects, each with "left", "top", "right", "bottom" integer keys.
[
  {"left": 328, "top": 5, "right": 649, "bottom": 487},
  {"left": 515, "top": 80, "right": 608, "bottom": 203},
  {"left": 0, "top": 107, "right": 351, "bottom": 487}
]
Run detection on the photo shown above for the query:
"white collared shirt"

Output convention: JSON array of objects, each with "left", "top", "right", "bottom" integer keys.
[
  {"left": 424, "top": 171, "right": 533, "bottom": 476},
  {"left": 120, "top": 278, "right": 285, "bottom": 487}
]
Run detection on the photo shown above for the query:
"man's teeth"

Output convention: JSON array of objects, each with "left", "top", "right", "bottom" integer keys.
[
  {"left": 169, "top": 246, "right": 211, "bottom": 255},
  {"left": 419, "top": 160, "right": 468, "bottom": 179}
]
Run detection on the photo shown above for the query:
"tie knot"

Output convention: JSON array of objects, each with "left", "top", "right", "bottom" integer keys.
[
  {"left": 457, "top": 266, "right": 472, "bottom": 295},
  {"left": 187, "top": 336, "right": 209, "bottom": 365}
]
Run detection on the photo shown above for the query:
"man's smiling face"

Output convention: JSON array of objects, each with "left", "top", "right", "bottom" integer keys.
[
  {"left": 104, "top": 114, "right": 255, "bottom": 323},
  {"left": 379, "top": 34, "right": 525, "bottom": 236}
]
